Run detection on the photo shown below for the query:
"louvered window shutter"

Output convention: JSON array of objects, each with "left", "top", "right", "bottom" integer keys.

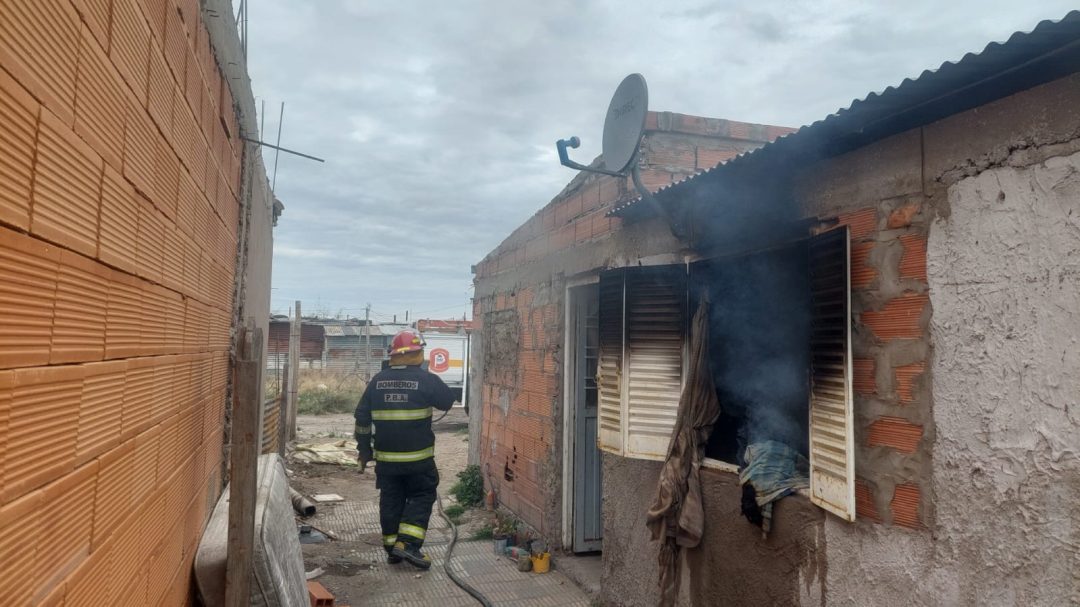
[
  {"left": 597, "top": 271, "right": 625, "bottom": 455},
  {"left": 808, "top": 226, "right": 856, "bottom": 521},
  {"left": 624, "top": 267, "right": 686, "bottom": 460}
]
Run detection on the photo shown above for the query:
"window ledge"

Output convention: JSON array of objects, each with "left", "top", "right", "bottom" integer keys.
[{"left": 701, "top": 457, "right": 739, "bottom": 475}]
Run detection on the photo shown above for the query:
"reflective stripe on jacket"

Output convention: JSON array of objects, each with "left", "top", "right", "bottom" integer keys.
[{"left": 354, "top": 365, "right": 455, "bottom": 470}]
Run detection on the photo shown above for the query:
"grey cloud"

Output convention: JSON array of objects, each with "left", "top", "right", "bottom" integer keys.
[{"left": 248, "top": 0, "right": 1076, "bottom": 316}]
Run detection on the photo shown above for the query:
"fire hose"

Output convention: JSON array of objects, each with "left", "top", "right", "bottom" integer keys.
[{"left": 436, "top": 493, "right": 494, "bottom": 607}]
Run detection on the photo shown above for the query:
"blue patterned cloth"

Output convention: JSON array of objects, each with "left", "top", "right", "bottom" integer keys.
[{"left": 739, "top": 440, "right": 809, "bottom": 536}]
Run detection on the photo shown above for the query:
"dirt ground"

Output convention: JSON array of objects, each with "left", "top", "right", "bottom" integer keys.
[
  {"left": 293, "top": 408, "right": 475, "bottom": 501},
  {"left": 287, "top": 408, "right": 511, "bottom": 605}
]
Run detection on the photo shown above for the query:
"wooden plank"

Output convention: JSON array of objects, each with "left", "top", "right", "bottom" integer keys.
[
  {"left": 225, "top": 321, "right": 263, "bottom": 606},
  {"left": 276, "top": 368, "right": 289, "bottom": 457},
  {"left": 286, "top": 300, "right": 301, "bottom": 440}
]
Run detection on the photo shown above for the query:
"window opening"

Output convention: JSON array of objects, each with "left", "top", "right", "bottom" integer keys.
[
  {"left": 693, "top": 242, "right": 812, "bottom": 466},
  {"left": 595, "top": 228, "right": 854, "bottom": 521}
]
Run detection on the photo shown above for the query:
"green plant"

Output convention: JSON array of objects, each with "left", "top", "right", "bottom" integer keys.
[
  {"left": 444, "top": 504, "right": 465, "bottom": 524},
  {"left": 495, "top": 513, "right": 518, "bottom": 536},
  {"left": 449, "top": 464, "right": 484, "bottom": 508},
  {"left": 470, "top": 525, "right": 494, "bottom": 541},
  {"left": 296, "top": 389, "right": 360, "bottom": 415}
]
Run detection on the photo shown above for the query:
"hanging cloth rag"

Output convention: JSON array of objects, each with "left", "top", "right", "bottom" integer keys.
[{"left": 645, "top": 298, "right": 721, "bottom": 607}]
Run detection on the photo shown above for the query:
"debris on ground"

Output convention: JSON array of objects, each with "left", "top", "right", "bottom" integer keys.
[
  {"left": 293, "top": 440, "right": 359, "bottom": 466},
  {"left": 299, "top": 526, "right": 328, "bottom": 544},
  {"left": 307, "top": 580, "right": 335, "bottom": 607}
]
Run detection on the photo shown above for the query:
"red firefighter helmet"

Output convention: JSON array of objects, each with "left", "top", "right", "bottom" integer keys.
[{"left": 389, "top": 330, "right": 425, "bottom": 356}]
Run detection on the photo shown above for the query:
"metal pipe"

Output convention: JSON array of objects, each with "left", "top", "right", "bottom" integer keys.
[
  {"left": 271, "top": 102, "right": 285, "bottom": 191},
  {"left": 239, "top": 137, "right": 325, "bottom": 163},
  {"left": 289, "top": 487, "right": 316, "bottom": 517}
]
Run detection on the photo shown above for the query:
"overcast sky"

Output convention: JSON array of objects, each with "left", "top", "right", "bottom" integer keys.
[{"left": 248, "top": 1, "right": 1074, "bottom": 321}]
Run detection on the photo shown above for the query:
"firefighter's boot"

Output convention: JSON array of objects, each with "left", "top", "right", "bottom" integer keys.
[
  {"left": 391, "top": 541, "right": 431, "bottom": 570},
  {"left": 384, "top": 545, "right": 403, "bottom": 564}
]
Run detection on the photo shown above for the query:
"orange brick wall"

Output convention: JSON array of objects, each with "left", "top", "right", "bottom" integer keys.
[
  {"left": 833, "top": 198, "right": 931, "bottom": 530},
  {"left": 473, "top": 287, "right": 560, "bottom": 532},
  {"left": 0, "top": 0, "right": 242, "bottom": 604}
]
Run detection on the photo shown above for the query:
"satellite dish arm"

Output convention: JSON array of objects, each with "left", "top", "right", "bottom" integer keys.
[
  {"left": 631, "top": 163, "right": 687, "bottom": 240},
  {"left": 557, "top": 137, "right": 624, "bottom": 177},
  {"left": 557, "top": 136, "right": 687, "bottom": 239}
]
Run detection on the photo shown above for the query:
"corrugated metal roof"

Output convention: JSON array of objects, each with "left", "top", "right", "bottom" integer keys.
[
  {"left": 611, "top": 10, "right": 1080, "bottom": 218},
  {"left": 417, "top": 319, "right": 476, "bottom": 334},
  {"left": 323, "top": 325, "right": 385, "bottom": 337}
]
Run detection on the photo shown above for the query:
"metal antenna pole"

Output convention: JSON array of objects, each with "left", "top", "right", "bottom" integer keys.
[
  {"left": 236, "top": 1, "right": 246, "bottom": 60},
  {"left": 364, "top": 304, "right": 372, "bottom": 381},
  {"left": 271, "top": 102, "right": 285, "bottom": 191}
]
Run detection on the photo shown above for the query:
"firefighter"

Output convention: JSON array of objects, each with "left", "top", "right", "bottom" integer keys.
[{"left": 354, "top": 329, "right": 455, "bottom": 569}]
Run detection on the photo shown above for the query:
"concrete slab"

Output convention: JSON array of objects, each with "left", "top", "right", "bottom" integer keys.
[
  {"left": 305, "top": 493, "right": 591, "bottom": 606},
  {"left": 552, "top": 553, "right": 602, "bottom": 601}
]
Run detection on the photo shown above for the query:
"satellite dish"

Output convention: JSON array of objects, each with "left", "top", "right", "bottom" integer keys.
[
  {"left": 601, "top": 74, "right": 648, "bottom": 174},
  {"left": 555, "top": 74, "right": 679, "bottom": 235},
  {"left": 556, "top": 74, "right": 649, "bottom": 178}
]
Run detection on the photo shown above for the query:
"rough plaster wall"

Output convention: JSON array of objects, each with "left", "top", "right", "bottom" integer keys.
[
  {"left": 482, "top": 309, "right": 520, "bottom": 386},
  {"left": 600, "top": 456, "right": 664, "bottom": 607},
  {"left": 467, "top": 317, "right": 484, "bottom": 466},
  {"left": 820, "top": 147, "right": 1080, "bottom": 607},
  {"left": 786, "top": 73, "right": 1080, "bottom": 606},
  {"left": 536, "top": 279, "right": 566, "bottom": 542},
  {"left": 817, "top": 516, "right": 937, "bottom": 606},
  {"left": 925, "top": 149, "right": 1080, "bottom": 604},
  {"left": 684, "top": 470, "right": 826, "bottom": 606},
  {"left": 601, "top": 458, "right": 827, "bottom": 606},
  {"left": 242, "top": 165, "right": 273, "bottom": 406}
]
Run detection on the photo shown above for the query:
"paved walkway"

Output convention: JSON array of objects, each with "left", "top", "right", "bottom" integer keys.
[{"left": 310, "top": 496, "right": 591, "bottom": 607}]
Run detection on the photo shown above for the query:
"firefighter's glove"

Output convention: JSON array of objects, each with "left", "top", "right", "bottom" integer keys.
[{"left": 357, "top": 443, "right": 373, "bottom": 474}]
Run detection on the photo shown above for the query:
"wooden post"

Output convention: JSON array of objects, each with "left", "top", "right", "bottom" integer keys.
[
  {"left": 364, "top": 303, "right": 371, "bottom": 381},
  {"left": 286, "top": 301, "right": 301, "bottom": 440},
  {"left": 225, "top": 321, "right": 263, "bottom": 607},
  {"left": 277, "top": 368, "right": 288, "bottom": 457}
]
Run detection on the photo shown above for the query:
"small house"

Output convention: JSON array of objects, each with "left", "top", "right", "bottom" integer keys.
[{"left": 470, "top": 12, "right": 1080, "bottom": 605}]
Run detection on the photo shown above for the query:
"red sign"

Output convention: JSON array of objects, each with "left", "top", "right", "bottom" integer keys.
[{"left": 429, "top": 348, "right": 451, "bottom": 373}]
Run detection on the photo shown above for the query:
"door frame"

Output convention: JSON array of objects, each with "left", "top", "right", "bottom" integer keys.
[{"left": 562, "top": 275, "right": 599, "bottom": 551}]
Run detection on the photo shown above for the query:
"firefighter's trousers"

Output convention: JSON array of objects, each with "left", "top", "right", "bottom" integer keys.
[{"left": 376, "top": 462, "right": 439, "bottom": 549}]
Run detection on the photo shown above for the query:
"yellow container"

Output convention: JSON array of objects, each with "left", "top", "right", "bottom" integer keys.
[{"left": 530, "top": 552, "right": 550, "bottom": 574}]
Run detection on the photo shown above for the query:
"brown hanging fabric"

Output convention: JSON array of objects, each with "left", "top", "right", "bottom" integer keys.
[{"left": 645, "top": 298, "right": 721, "bottom": 606}]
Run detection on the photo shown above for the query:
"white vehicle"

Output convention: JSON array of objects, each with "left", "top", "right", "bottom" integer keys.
[{"left": 420, "top": 333, "right": 470, "bottom": 408}]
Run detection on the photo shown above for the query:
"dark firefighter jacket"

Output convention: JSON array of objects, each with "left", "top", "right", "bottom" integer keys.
[{"left": 354, "top": 364, "right": 455, "bottom": 475}]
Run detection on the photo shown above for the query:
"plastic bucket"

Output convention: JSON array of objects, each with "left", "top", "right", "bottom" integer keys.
[{"left": 530, "top": 552, "right": 550, "bottom": 574}]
